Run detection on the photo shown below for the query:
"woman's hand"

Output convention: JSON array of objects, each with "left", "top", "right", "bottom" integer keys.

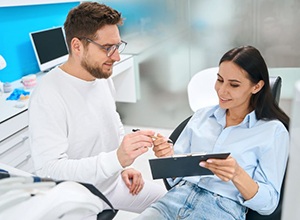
[
  {"left": 200, "top": 155, "right": 258, "bottom": 200},
  {"left": 152, "top": 133, "right": 174, "bottom": 157},
  {"left": 199, "top": 156, "right": 242, "bottom": 182},
  {"left": 121, "top": 168, "right": 144, "bottom": 195}
]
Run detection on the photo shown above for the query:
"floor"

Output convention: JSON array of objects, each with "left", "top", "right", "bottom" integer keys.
[{"left": 114, "top": 125, "right": 173, "bottom": 220}]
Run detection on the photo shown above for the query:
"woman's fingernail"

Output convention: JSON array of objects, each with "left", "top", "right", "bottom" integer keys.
[
  {"left": 167, "top": 139, "right": 173, "bottom": 144},
  {"left": 199, "top": 162, "right": 205, "bottom": 167}
]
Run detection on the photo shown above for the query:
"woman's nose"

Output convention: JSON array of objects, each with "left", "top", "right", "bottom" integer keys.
[{"left": 217, "top": 84, "right": 228, "bottom": 95}]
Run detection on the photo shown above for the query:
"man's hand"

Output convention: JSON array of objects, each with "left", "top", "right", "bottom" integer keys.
[
  {"left": 117, "top": 130, "right": 155, "bottom": 167},
  {"left": 152, "top": 133, "right": 173, "bottom": 157},
  {"left": 121, "top": 168, "right": 144, "bottom": 195}
]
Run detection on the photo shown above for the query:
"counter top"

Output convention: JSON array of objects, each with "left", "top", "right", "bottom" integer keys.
[
  {"left": 0, "top": 80, "right": 29, "bottom": 124},
  {"left": 0, "top": 54, "right": 133, "bottom": 124}
]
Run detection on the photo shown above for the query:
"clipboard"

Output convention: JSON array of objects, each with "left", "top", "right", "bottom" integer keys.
[{"left": 148, "top": 152, "right": 230, "bottom": 179}]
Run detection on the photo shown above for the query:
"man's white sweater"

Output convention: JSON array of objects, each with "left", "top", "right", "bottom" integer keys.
[{"left": 29, "top": 67, "right": 124, "bottom": 194}]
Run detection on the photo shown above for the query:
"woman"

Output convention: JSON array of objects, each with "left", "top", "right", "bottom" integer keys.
[{"left": 136, "top": 46, "right": 290, "bottom": 220}]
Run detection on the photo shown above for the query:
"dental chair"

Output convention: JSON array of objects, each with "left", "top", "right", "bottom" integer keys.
[
  {"left": 97, "top": 210, "right": 118, "bottom": 220},
  {"left": 164, "top": 67, "right": 285, "bottom": 220}
]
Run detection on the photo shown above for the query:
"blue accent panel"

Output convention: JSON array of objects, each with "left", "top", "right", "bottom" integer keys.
[
  {"left": 0, "top": 2, "right": 80, "bottom": 82},
  {"left": 101, "top": 0, "right": 167, "bottom": 36}
]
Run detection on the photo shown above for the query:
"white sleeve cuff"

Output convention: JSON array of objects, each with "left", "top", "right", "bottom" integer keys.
[{"left": 97, "top": 149, "right": 123, "bottom": 178}]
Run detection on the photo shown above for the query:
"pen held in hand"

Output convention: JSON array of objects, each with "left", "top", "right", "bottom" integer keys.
[{"left": 132, "top": 129, "right": 173, "bottom": 144}]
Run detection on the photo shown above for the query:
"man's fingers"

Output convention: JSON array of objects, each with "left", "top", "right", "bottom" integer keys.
[{"left": 133, "top": 182, "right": 144, "bottom": 195}]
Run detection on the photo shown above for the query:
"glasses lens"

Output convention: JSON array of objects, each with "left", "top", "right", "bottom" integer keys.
[
  {"left": 107, "top": 45, "right": 117, "bottom": 57},
  {"left": 107, "top": 42, "right": 127, "bottom": 57},
  {"left": 118, "top": 42, "right": 126, "bottom": 54}
]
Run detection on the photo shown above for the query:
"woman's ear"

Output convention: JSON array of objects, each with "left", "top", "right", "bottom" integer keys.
[{"left": 252, "top": 80, "right": 265, "bottom": 94}]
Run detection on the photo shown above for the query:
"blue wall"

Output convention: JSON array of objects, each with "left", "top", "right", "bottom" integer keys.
[{"left": 0, "top": 2, "right": 79, "bottom": 82}]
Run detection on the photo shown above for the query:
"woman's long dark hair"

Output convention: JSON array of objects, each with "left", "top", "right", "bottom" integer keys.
[{"left": 219, "top": 45, "right": 289, "bottom": 130}]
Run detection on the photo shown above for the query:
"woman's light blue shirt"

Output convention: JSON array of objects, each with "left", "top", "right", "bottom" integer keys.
[{"left": 169, "top": 105, "right": 289, "bottom": 215}]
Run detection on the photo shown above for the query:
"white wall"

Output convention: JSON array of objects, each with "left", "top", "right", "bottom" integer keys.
[{"left": 281, "top": 80, "right": 300, "bottom": 219}]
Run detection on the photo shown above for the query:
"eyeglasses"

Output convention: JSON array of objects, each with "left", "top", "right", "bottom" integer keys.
[{"left": 79, "top": 37, "right": 127, "bottom": 57}]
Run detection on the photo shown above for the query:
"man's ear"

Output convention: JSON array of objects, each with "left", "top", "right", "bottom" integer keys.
[
  {"left": 252, "top": 80, "right": 265, "bottom": 94},
  {"left": 70, "top": 38, "right": 83, "bottom": 55}
]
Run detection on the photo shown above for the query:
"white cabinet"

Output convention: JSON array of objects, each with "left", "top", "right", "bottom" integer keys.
[
  {"left": 0, "top": 126, "right": 34, "bottom": 174},
  {"left": 112, "top": 54, "right": 137, "bottom": 103},
  {"left": 0, "top": 109, "right": 34, "bottom": 174},
  {"left": 0, "top": 110, "right": 28, "bottom": 141},
  {"left": 0, "top": 78, "right": 33, "bottom": 173}
]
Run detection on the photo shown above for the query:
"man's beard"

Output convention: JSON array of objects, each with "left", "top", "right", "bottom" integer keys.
[{"left": 81, "top": 57, "right": 112, "bottom": 79}]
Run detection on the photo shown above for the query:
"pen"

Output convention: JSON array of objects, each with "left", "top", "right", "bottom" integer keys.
[{"left": 132, "top": 129, "right": 173, "bottom": 144}]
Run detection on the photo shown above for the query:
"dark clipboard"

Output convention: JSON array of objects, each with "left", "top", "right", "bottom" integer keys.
[{"left": 148, "top": 152, "right": 230, "bottom": 179}]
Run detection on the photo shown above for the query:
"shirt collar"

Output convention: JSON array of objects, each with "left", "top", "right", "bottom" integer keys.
[{"left": 211, "top": 106, "right": 258, "bottom": 128}]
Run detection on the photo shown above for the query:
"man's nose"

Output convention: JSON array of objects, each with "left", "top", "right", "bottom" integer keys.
[{"left": 110, "top": 50, "right": 121, "bottom": 62}]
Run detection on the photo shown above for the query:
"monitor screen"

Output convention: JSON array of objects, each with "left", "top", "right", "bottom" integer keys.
[{"left": 30, "top": 27, "right": 69, "bottom": 72}]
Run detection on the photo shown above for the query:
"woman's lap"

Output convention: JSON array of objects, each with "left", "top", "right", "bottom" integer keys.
[{"left": 134, "top": 180, "right": 246, "bottom": 220}]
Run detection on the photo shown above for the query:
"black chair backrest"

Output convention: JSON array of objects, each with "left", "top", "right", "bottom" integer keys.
[
  {"left": 270, "top": 76, "right": 282, "bottom": 105},
  {"left": 166, "top": 76, "right": 284, "bottom": 220}
]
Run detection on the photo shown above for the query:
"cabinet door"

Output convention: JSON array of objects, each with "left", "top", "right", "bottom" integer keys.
[
  {"left": 112, "top": 55, "right": 137, "bottom": 103},
  {"left": 0, "top": 126, "right": 34, "bottom": 174}
]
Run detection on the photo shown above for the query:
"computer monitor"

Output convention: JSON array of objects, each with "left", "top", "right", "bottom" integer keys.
[
  {"left": 281, "top": 80, "right": 300, "bottom": 219},
  {"left": 30, "top": 27, "right": 69, "bottom": 72}
]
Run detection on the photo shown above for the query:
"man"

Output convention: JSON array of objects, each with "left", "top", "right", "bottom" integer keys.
[{"left": 29, "top": 2, "right": 166, "bottom": 213}]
